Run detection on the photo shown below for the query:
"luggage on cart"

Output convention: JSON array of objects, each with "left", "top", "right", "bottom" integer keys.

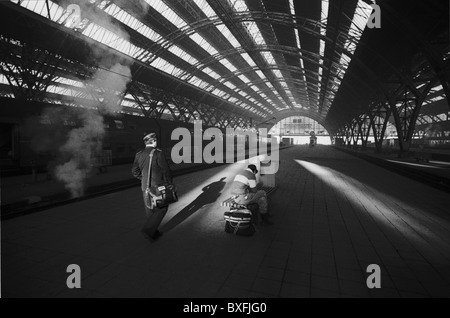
[{"left": 224, "top": 208, "right": 255, "bottom": 236}]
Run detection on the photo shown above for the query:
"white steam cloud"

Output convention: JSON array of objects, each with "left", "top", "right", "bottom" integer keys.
[
  {"left": 55, "top": 110, "right": 105, "bottom": 198},
  {"left": 53, "top": 1, "right": 133, "bottom": 198}
]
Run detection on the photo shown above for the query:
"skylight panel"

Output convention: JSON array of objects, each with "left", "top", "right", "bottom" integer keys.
[
  {"left": 81, "top": 24, "right": 141, "bottom": 57},
  {"left": 16, "top": 0, "right": 65, "bottom": 24},
  {"left": 250, "top": 85, "right": 259, "bottom": 92},
  {"left": 188, "top": 76, "right": 210, "bottom": 90},
  {"left": 436, "top": 113, "right": 448, "bottom": 121},
  {"left": 261, "top": 51, "right": 275, "bottom": 65},
  {"left": 219, "top": 58, "right": 238, "bottom": 72},
  {"left": 329, "top": 1, "right": 374, "bottom": 107},
  {"left": 168, "top": 45, "right": 199, "bottom": 65},
  {"left": 211, "top": 88, "right": 227, "bottom": 98},
  {"left": 241, "top": 53, "right": 256, "bottom": 67},
  {"left": 319, "top": 39, "right": 326, "bottom": 59},
  {"left": 104, "top": 3, "right": 162, "bottom": 43},
  {"left": 238, "top": 91, "right": 248, "bottom": 98},
  {"left": 224, "top": 81, "right": 236, "bottom": 90},
  {"left": 228, "top": 97, "right": 239, "bottom": 104},
  {"left": 321, "top": 0, "right": 329, "bottom": 34},
  {"left": 0, "top": 74, "right": 8, "bottom": 84},
  {"left": 47, "top": 1, "right": 64, "bottom": 22},
  {"left": 189, "top": 33, "right": 218, "bottom": 55},
  {"left": 344, "top": 0, "right": 372, "bottom": 54},
  {"left": 273, "top": 70, "right": 283, "bottom": 78},
  {"left": 121, "top": 99, "right": 137, "bottom": 108},
  {"left": 145, "top": 0, "right": 187, "bottom": 29},
  {"left": 150, "top": 57, "right": 184, "bottom": 77},
  {"left": 244, "top": 22, "right": 266, "bottom": 45},
  {"left": 192, "top": 0, "right": 216, "bottom": 18},
  {"left": 424, "top": 95, "right": 445, "bottom": 104},
  {"left": 289, "top": 0, "right": 307, "bottom": 82},
  {"left": 217, "top": 24, "right": 241, "bottom": 48},
  {"left": 230, "top": 0, "right": 248, "bottom": 12},
  {"left": 20, "top": 0, "right": 45, "bottom": 16},
  {"left": 289, "top": 0, "right": 309, "bottom": 102},
  {"left": 319, "top": 0, "right": 329, "bottom": 58},
  {"left": 416, "top": 83, "right": 426, "bottom": 90},
  {"left": 203, "top": 67, "right": 221, "bottom": 80},
  {"left": 238, "top": 75, "right": 250, "bottom": 83},
  {"left": 54, "top": 77, "right": 84, "bottom": 88},
  {"left": 255, "top": 70, "right": 266, "bottom": 80},
  {"left": 229, "top": 0, "right": 269, "bottom": 50},
  {"left": 430, "top": 85, "right": 443, "bottom": 93}
]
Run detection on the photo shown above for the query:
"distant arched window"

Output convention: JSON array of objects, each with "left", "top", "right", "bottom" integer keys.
[
  {"left": 269, "top": 116, "right": 327, "bottom": 136},
  {"left": 269, "top": 116, "right": 331, "bottom": 145}
]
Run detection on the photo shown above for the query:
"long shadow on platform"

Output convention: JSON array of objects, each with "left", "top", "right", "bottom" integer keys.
[{"left": 161, "top": 177, "right": 227, "bottom": 232}]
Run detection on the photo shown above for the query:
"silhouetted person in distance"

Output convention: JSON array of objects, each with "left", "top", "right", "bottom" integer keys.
[
  {"left": 132, "top": 131, "right": 174, "bottom": 242},
  {"left": 309, "top": 131, "right": 317, "bottom": 147},
  {"left": 230, "top": 164, "right": 273, "bottom": 225}
]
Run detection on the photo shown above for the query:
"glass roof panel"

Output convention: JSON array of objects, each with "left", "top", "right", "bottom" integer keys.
[
  {"left": 7, "top": 0, "right": 402, "bottom": 122},
  {"left": 192, "top": 0, "right": 216, "bottom": 18},
  {"left": 144, "top": 0, "right": 187, "bottom": 29}
]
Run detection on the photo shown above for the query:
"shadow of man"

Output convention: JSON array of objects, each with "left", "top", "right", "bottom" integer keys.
[{"left": 161, "top": 177, "right": 227, "bottom": 232}]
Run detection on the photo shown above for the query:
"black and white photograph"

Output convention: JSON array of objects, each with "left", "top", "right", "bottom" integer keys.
[{"left": 1, "top": 0, "right": 449, "bottom": 303}]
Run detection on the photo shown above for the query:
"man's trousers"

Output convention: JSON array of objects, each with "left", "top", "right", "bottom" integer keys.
[{"left": 141, "top": 191, "right": 169, "bottom": 237}]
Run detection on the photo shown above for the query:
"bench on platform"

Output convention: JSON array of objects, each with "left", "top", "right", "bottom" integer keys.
[{"left": 221, "top": 185, "right": 277, "bottom": 209}]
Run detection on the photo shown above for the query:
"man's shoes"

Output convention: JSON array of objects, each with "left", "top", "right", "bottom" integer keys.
[
  {"left": 142, "top": 232, "right": 154, "bottom": 242},
  {"left": 142, "top": 230, "right": 163, "bottom": 242}
]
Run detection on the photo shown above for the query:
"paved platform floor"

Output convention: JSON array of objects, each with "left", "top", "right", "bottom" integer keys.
[{"left": 2, "top": 145, "right": 450, "bottom": 298}]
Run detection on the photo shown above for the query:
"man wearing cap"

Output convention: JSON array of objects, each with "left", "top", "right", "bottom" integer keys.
[
  {"left": 230, "top": 164, "right": 273, "bottom": 225},
  {"left": 132, "top": 131, "right": 173, "bottom": 242}
]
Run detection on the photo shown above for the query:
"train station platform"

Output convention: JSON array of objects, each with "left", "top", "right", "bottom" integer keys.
[
  {"left": 2, "top": 145, "right": 450, "bottom": 298},
  {"left": 1, "top": 145, "right": 293, "bottom": 219},
  {"left": 334, "top": 146, "right": 450, "bottom": 194}
]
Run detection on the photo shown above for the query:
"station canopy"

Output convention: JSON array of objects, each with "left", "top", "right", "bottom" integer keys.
[{"left": 0, "top": 0, "right": 448, "bottom": 133}]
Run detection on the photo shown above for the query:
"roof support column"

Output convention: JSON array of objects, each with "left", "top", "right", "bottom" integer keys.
[{"left": 368, "top": 102, "right": 391, "bottom": 153}]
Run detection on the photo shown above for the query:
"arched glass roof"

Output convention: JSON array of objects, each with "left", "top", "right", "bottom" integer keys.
[
  {"left": 1, "top": 0, "right": 448, "bottom": 133},
  {"left": 3, "top": 0, "right": 373, "bottom": 122}
]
